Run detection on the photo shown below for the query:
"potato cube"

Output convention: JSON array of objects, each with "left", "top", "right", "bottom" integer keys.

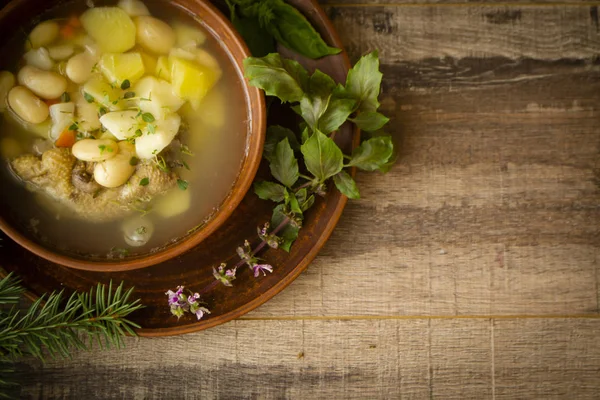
[
  {"left": 134, "top": 76, "right": 184, "bottom": 120},
  {"left": 100, "top": 52, "right": 145, "bottom": 86},
  {"left": 80, "top": 7, "right": 136, "bottom": 53},
  {"left": 169, "top": 56, "right": 220, "bottom": 109}
]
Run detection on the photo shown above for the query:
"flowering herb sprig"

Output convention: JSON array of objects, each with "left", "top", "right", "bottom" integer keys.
[{"left": 166, "top": 51, "right": 395, "bottom": 321}]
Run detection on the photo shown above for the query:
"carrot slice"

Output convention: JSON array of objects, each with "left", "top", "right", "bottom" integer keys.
[
  {"left": 60, "top": 24, "right": 75, "bottom": 39},
  {"left": 45, "top": 98, "right": 61, "bottom": 107},
  {"left": 55, "top": 129, "right": 76, "bottom": 148},
  {"left": 67, "top": 15, "right": 81, "bottom": 28}
]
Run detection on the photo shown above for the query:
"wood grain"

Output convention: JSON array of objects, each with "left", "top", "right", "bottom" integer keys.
[
  {"left": 16, "top": 319, "right": 600, "bottom": 399},
  {"left": 12, "top": 0, "right": 600, "bottom": 398}
]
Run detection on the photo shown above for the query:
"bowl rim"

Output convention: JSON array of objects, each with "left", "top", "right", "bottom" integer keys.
[{"left": 0, "top": 0, "right": 266, "bottom": 272}]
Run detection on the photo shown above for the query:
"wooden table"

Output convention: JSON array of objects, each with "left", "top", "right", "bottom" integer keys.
[{"left": 18, "top": 0, "right": 600, "bottom": 398}]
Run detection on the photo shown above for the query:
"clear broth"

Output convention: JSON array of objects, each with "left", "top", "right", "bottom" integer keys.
[{"left": 0, "top": 1, "right": 248, "bottom": 259}]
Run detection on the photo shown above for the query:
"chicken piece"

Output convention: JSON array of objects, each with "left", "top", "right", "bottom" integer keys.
[{"left": 10, "top": 148, "right": 176, "bottom": 222}]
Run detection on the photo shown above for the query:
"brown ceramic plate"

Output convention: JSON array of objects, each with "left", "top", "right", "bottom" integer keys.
[
  {"left": 0, "top": 0, "right": 358, "bottom": 336},
  {"left": 0, "top": 0, "right": 265, "bottom": 271}
]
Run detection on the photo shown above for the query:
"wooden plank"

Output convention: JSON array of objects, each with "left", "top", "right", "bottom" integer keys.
[
  {"left": 325, "top": 5, "right": 600, "bottom": 61},
  {"left": 494, "top": 318, "right": 600, "bottom": 399},
  {"left": 246, "top": 5, "right": 600, "bottom": 318},
  {"left": 321, "top": 0, "right": 599, "bottom": 5},
  {"left": 17, "top": 319, "right": 600, "bottom": 399},
  {"left": 249, "top": 244, "right": 599, "bottom": 316}
]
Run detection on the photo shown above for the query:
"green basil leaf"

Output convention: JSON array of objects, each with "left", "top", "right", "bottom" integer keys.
[
  {"left": 318, "top": 97, "right": 357, "bottom": 134},
  {"left": 300, "top": 127, "right": 310, "bottom": 144},
  {"left": 233, "top": 16, "right": 276, "bottom": 57},
  {"left": 265, "top": 0, "right": 341, "bottom": 59},
  {"left": 270, "top": 137, "right": 299, "bottom": 188},
  {"left": 254, "top": 181, "right": 286, "bottom": 202},
  {"left": 347, "top": 136, "right": 393, "bottom": 171},
  {"left": 226, "top": 0, "right": 275, "bottom": 57},
  {"left": 243, "top": 53, "right": 307, "bottom": 102},
  {"left": 333, "top": 170, "right": 360, "bottom": 199},
  {"left": 264, "top": 125, "right": 300, "bottom": 161},
  {"left": 295, "top": 188, "right": 307, "bottom": 205},
  {"left": 287, "top": 190, "right": 302, "bottom": 215},
  {"left": 271, "top": 204, "right": 299, "bottom": 252},
  {"left": 345, "top": 50, "right": 383, "bottom": 112},
  {"left": 300, "top": 194, "right": 315, "bottom": 211},
  {"left": 299, "top": 70, "right": 336, "bottom": 131},
  {"left": 301, "top": 129, "right": 343, "bottom": 181},
  {"left": 349, "top": 111, "right": 390, "bottom": 132}
]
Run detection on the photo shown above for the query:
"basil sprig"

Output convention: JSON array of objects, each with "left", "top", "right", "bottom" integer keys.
[
  {"left": 245, "top": 51, "right": 395, "bottom": 250},
  {"left": 226, "top": 0, "right": 341, "bottom": 59}
]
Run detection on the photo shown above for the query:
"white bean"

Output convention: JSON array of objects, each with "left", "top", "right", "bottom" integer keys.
[
  {"left": 8, "top": 86, "right": 49, "bottom": 124},
  {"left": 18, "top": 65, "right": 67, "bottom": 100},
  {"left": 71, "top": 138, "right": 119, "bottom": 162},
  {"left": 66, "top": 52, "right": 95, "bottom": 84},
  {"left": 93, "top": 141, "right": 136, "bottom": 188},
  {"left": 135, "top": 16, "right": 176, "bottom": 55},
  {"left": 0, "top": 71, "right": 16, "bottom": 112},
  {"left": 28, "top": 21, "right": 59, "bottom": 49},
  {"left": 23, "top": 47, "right": 54, "bottom": 70},
  {"left": 118, "top": 0, "right": 150, "bottom": 17},
  {"left": 48, "top": 44, "right": 75, "bottom": 61}
]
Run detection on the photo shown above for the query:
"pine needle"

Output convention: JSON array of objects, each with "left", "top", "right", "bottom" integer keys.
[{"left": 0, "top": 276, "right": 143, "bottom": 397}]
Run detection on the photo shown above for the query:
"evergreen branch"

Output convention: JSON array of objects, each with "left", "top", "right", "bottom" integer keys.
[
  {"left": 0, "top": 273, "right": 24, "bottom": 306},
  {"left": 0, "top": 281, "right": 143, "bottom": 363}
]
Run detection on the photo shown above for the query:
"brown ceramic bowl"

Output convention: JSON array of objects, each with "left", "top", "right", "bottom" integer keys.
[{"left": 0, "top": 0, "right": 265, "bottom": 271}]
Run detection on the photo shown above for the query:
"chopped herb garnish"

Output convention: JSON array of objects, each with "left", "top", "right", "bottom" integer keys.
[
  {"left": 112, "top": 99, "right": 119, "bottom": 105},
  {"left": 141, "top": 112, "right": 155, "bottom": 123},
  {"left": 182, "top": 160, "right": 190, "bottom": 170},
  {"left": 92, "top": 188, "right": 102, "bottom": 198},
  {"left": 98, "top": 144, "right": 113, "bottom": 154},
  {"left": 177, "top": 179, "right": 189, "bottom": 191},
  {"left": 68, "top": 122, "right": 78, "bottom": 131},
  {"left": 91, "top": 62, "right": 99, "bottom": 73},
  {"left": 135, "top": 226, "right": 147, "bottom": 235},
  {"left": 98, "top": 106, "right": 107, "bottom": 116},
  {"left": 155, "top": 156, "right": 170, "bottom": 173},
  {"left": 152, "top": 149, "right": 158, "bottom": 155},
  {"left": 147, "top": 124, "right": 156, "bottom": 134},
  {"left": 139, "top": 177, "right": 149, "bottom": 186},
  {"left": 120, "top": 79, "right": 131, "bottom": 90},
  {"left": 180, "top": 144, "right": 194, "bottom": 156},
  {"left": 60, "top": 92, "right": 70, "bottom": 103},
  {"left": 129, "top": 156, "right": 139, "bottom": 166},
  {"left": 76, "top": 132, "right": 85, "bottom": 140},
  {"left": 123, "top": 91, "right": 135, "bottom": 99},
  {"left": 83, "top": 92, "right": 94, "bottom": 103}
]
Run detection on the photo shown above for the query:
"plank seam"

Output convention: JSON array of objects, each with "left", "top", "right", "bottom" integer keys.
[
  {"left": 324, "top": 2, "right": 600, "bottom": 7},
  {"left": 238, "top": 314, "right": 600, "bottom": 320}
]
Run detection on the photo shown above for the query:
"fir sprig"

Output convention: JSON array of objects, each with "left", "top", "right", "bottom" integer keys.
[{"left": 0, "top": 275, "right": 143, "bottom": 397}]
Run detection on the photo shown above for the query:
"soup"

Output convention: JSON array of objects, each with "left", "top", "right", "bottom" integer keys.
[{"left": 0, "top": 0, "right": 247, "bottom": 259}]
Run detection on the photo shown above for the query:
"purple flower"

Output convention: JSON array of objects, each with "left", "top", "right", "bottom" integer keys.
[
  {"left": 187, "top": 293, "right": 200, "bottom": 305},
  {"left": 166, "top": 286, "right": 185, "bottom": 305},
  {"left": 253, "top": 263, "right": 273, "bottom": 277},
  {"left": 194, "top": 306, "right": 210, "bottom": 320},
  {"left": 213, "top": 263, "right": 237, "bottom": 287}
]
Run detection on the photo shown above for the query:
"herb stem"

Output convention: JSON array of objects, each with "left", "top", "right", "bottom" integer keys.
[
  {"left": 299, "top": 174, "right": 313, "bottom": 180},
  {"left": 252, "top": 216, "right": 290, "bottom": 256},
  {"left": 198, "top": 216, "right": 292, "bottom": 296},
  {"left": 294, "top": 182, "right": 312, "bottom": 192}
]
